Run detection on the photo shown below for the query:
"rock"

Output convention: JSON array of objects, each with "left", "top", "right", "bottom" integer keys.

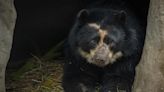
[
  {"left": 0, "top": 0, "right": 16, "bottom": 92},
  {"left": 133, "top": 0, "right": 164, "bottom": 92}
]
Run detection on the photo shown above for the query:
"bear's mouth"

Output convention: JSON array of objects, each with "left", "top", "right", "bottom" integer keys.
[{"left": 91, "top": 58, "right": 109, "bottom": 67}]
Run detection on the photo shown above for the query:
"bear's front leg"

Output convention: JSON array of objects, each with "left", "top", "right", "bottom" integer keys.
[
  {"left": 100, "top": 76, "right": 132, "bottom": 92},
  {"left": 100, "top": 60, "right": 136, "bottom": 92},
  {"left": 63, "top": 77, "right": 96, "bottom": 92},
  {"left": 62, "top": 64, "right": 97, "bottom": 92}
]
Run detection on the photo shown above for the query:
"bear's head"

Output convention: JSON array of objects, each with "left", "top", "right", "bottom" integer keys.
[{"left": 68, "top": 9, "right": 135, "bottom": 67}]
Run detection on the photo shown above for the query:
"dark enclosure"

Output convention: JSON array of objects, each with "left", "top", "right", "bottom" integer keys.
[
  {"left": 7, "top": 0, "right": 149, "bottom": 69},
  {"left": 5, "top": 0, "right": 150, "bottom": 92}
]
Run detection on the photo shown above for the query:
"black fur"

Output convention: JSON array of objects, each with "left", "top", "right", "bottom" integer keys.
[{"left": 62, "top": 1, "right": 145, "bottom": 92}]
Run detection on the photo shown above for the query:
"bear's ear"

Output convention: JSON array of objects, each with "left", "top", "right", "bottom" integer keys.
[
  {"left": 77, "top": 9, "right": 89, "bottom": 22},
  {"left": 114, "top": 10, "right": 126, "bottom": 24}
]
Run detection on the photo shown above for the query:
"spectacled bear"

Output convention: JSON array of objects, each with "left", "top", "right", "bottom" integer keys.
[{"left": 62, "top": 1, "right": 145, "bottom": 92}]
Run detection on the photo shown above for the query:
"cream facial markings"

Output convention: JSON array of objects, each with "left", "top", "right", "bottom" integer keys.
[
  {"left": 108, "top": 51, "right": 123, "bottom": 64},
  {"left": 98, "top": 30, "right": 107, "bottom": 45},
  {"left": 88, "top": 23, "right": 108, "bottom": 47},
  {"left": 88, "top": 23, "right": 100, "bottom": 29}
]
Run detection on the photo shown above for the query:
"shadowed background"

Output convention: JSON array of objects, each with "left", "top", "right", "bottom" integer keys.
[{"left": 7, "top": 0, "right": 150, "bottom": 69}]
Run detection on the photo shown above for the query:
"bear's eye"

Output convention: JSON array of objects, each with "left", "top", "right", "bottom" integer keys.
[
  {"left": 88, "top": 36, "right": 100, "bottom": 48},
  {"left": 104, "top": 36, "right": 113, "bottom": 44},
  {"left": 89, "top": 40, "right": 97, "bottom": 46},
  {"left": 110, "top": 42, "right": 116, "bottom": 47}
]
